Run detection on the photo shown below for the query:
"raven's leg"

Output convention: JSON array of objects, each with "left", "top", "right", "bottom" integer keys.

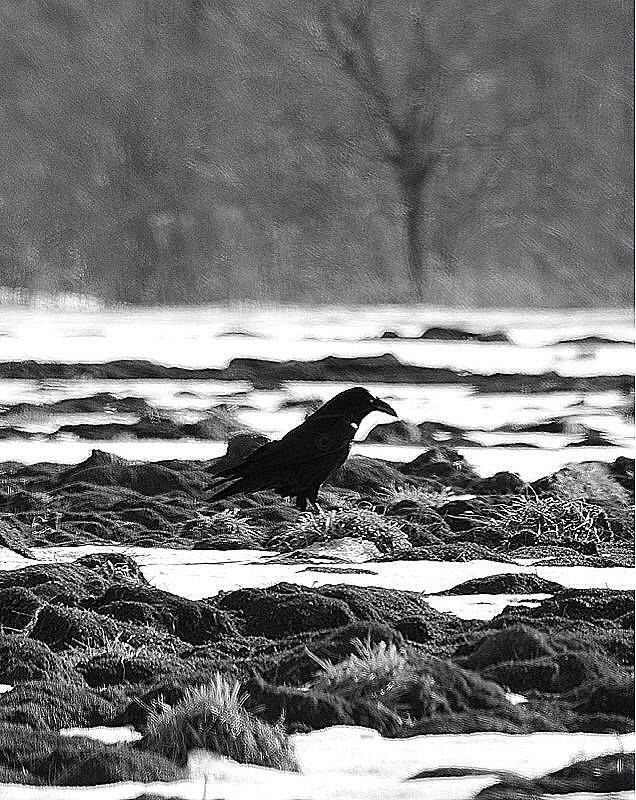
[
  {"left": 295, "top": 494, "right": 308, "bottom": 512},
  {"left": 306, "top": 487, "right": 325, "bottom": 515}
]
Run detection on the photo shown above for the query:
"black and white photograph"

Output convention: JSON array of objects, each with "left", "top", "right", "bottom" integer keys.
[{"left": 0, "top": 1, "right": 633, "bottom": 798}]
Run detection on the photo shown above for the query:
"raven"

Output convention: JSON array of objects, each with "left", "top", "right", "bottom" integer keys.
[{"left": 207, "top": 387, "right": 397, "bottom": 510}]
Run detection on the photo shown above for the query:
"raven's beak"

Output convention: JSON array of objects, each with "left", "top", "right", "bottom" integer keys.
[{"left": 372, "top": 397, "right": 398, "bottom": 417}]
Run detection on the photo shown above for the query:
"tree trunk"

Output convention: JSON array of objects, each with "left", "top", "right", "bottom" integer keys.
[
  {"left": 432, "top": 228, "right": 458, "bottom": 287},
  {"left": 403, "top": 182, "right": 426, "bottom": 300}
]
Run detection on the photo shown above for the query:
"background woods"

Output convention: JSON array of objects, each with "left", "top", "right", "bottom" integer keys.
[{"left": 0, "top": 0, "right": 633, "bottom": 306}]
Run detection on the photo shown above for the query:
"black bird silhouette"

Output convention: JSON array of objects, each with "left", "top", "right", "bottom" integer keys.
[{"left": 207, "top": 387, "right": 397, "bottom": 511}]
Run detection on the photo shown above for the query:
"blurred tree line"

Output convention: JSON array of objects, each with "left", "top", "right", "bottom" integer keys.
[{"left": 0, "top": 0, "right": 633, "bottom": 306}]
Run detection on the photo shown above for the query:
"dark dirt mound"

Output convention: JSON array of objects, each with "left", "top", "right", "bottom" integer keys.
[
  {"left": 0, "top": 519, "right": 35, "bottom": 557},
  {"left": 526, "top": 588, "right": 635, "bottom": 622},
  {"left": 566, "top": 428, "right": 620, "bottom": 447},
  {"left": 58, "top": 450, "right": 197, "bottom": 495},
  {"left": 498, "top": 416, "right": 586, "bottom": 434},
  {"left": 0, "top": 587, "right": 43, "bottom": 631},
  {"left": 0, "top": 682, "right": 122, "bottom": 730},
  {"left": 0, "top": 393, "right": 155, "bottom": 419},
  {"left": 90, "top": 582, "right": 239, "bottom": 644},
  {"left": 56, "top": 416, "right": 184, "bottom": 440},
  {"left": 399, "top": 447, "right": 480, "bottom": 487},
  {"left": 76, "top": 649, "right": 183, "bottom": 687},
  {"left": 179, "top": 409, "right": 251, "bottom": 440},
  {"left": 536, "top": 750, "right": 634, "bottom": 793},
  {"left": 402, "top": 543, "right": 515, "bottom": 563},
  {"left": 364, "top": 419, "right": 476, "bottom": 447},
  {"left": 55, "top": 745, "right": 184, "bottom": 786},
  {"left": 364, "top": 419, "right": 431, "bottom": 445},
  {"left": 57, "top": 408, "right": 251, "bottom": 442},
  {"left": 0, "top": 356, "right": 631, "bottom": 392},
  {"left": 215, "top": 432, "right": 271, "bottom": 467},
  {"left": 470, "top": 471, "right": 528, "bottom": 495},
  {"left": 478, "top": 752, "right": 635, "bottom": 798},
  {"left": 551, "top": 335, "right": 634, "bottom": 346},
  {"left": 30, "top": 603, "right": 184, "bottom": 652},
  {"left": 257, "top": 622, "right": 406, "bottom": 686},
  {"left": 568, "top": 676, "right": 635, "bottom": 718},
  {"left": 328, "top": 455, "right": 416, "bottom": 493},
  {"left": 0, "top": 427, "right": 36, "bottom": 439},
  {"left": 314, "top": 585, "right": 466, "bottom": 634},
  {"left": 419, "top": 327, "right": 512, "bottom": 343},
  {"left": 244, "top": 673, "right": 401, "bottom": 735},
  {"left": 449, "top": 610, "right": 634, "bottom": 731},
  {"left": 437, "top": 574, "right": 564, "bottom": 595},
  {"left": 458, "top": 625, "right": 557, "bottom": 669},
  {"left": 215, "top": 584, "right": 358, "bottom": 638},
  {"left": 0, "top": 562, "right": 118, "bottom": 602},
  {"left": 191, "top": 531, "right": 266, "bottom": 549},
  {"left": 0, "top": 723, "right": 113, "bottom": 784},
  {"left": 482, "top": 648, "right": 629, "bottom": 695},
  {"left": 532, "top": 458, "right": 634, "bottom": 497},
  {"left": 0, "top": 635, "right": 69, "bottom": 683}
]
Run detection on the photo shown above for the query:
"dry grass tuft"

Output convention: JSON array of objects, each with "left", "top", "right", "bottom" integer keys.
[
  {"left": 492, "top": 495, "right": 617, "bottom": 550},
  {"left": 142, "top": 673, "right": 300, "bottom": 771},
  {"left": 270, "top": 508, "right": 411, "bottom": 556},
  {"left": 551, "top": 463, "right": 630, "bottom": 508},
  {"left": 306, "top": 638, "right": 444, "bottom": 724},
  {"left": 378, "top": 485, "right": 453, "bottom": 509},
  {"left": 64, "top": 629, "right": 159, "bottom": 669},
  {"left": 185, "top": 509, "right": 257, "bottom": 536}
]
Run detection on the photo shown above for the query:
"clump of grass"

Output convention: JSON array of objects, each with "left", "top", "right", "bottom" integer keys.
[
  {"left": 308, "top": 638, "right": 414, "bottom": 701},
  {"left": 181, "top": 509, "right": 265, "bottom": 547},
  {"left": 307, "top": 638, "right": 445, "bottom": 724},
  {"left": 142, "top": 673, "right": 300, "bottom": 771},
  {"left": 493, "top": 496, "right": 615, "bottom": 550},
  {"left": 186, "top": 509, "right": 257, "bottom": 536},
  {"left": 551, "top": 463, "right": 630, "bottom": 508},
  {"left": 544, "top": 463, "right": 634, "bottom": 542},
  {"left": 64, "top": 629, "right": 159, "bottom": 669},
  {"left": 379, "top": 484, "right": 453, "bottom": 509},
  {"left": 270, "top": 508, "right": 411, "bottom": 556}
]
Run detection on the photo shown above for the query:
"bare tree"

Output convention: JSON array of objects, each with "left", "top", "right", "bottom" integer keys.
[
  {"left": 319, "top": 0, "right": 565, "bottom": 299},
  {"left": 321, "top": 0, "right": 452, "bottom": 297}
]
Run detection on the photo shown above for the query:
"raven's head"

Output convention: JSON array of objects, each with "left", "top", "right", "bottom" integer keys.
[{"left": 317, "top": 387, "right": 398, "bottom": 425}]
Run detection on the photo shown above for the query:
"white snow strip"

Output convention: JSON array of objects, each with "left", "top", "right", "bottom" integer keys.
[{"left": 60, "top": 727, "right": 142, "bottom": 744}]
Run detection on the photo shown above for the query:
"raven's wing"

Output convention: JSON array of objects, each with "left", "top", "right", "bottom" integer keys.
[{"left": 208, "top": 414, "right": 355, "bottom": 499}]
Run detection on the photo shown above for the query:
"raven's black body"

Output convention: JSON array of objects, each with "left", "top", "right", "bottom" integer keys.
[{"left": 207, "top": 387, "right": 397, "bottom": 510}]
